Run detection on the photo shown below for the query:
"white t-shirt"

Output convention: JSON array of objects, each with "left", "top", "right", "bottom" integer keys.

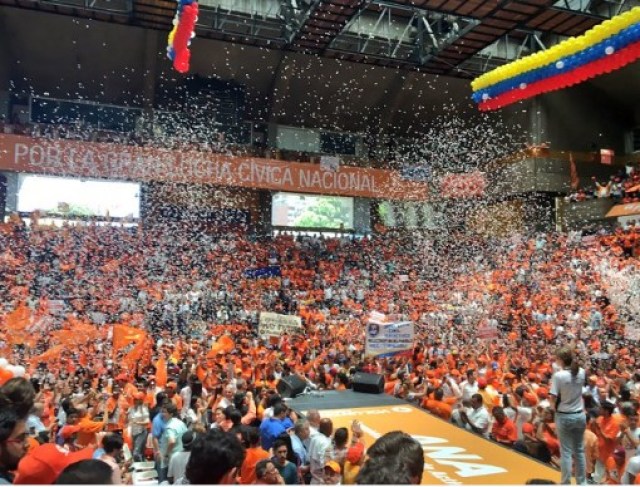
[
  {"left": 515, "top": 406, "right": 533, "bottom": 440},
  {"left": 168, "top": 451, "right": 191, "bottom": 483},
  {"left": 466, "top": 406, "right": 490, "bottom": 438},
  {"left": 550, "top": 368, "right": 586, "bottom": 413},
  {"left": 460, "top": 381, "right": 479, "bottom": 402}
]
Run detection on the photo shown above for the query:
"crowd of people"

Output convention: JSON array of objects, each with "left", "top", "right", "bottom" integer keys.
[
  {"left": 1, "top": 209, "right": 640, "bottom": 484},
  {"left": 568, "top": 167, "right": 640, "bottom": 203}
]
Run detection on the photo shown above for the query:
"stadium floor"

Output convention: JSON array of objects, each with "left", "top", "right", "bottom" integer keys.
[{"left": 290, "top": 391, "right": 561, "bottom": 485}]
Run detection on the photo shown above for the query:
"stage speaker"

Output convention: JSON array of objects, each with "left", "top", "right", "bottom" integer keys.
[
  {"left": 351, "top": 372, "right": 384, "bottom": 394},
  {"left": 277, "top": 375, "right": 307, "bottom": 399}
]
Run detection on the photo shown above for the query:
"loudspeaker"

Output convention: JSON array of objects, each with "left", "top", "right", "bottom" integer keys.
[
  {"left": 351, "top": 372, "right": 384, "bottom": 394},
  {"left": 277, "top": 375, "right": 307, "bottom": 399}
]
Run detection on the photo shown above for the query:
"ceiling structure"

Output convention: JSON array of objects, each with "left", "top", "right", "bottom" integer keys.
[{"left": 0, "top": 0, "right": 638, "bottom": 78}]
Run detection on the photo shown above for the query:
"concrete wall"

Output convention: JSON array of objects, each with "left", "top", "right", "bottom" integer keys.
[
  {"left": 537, "top": 83, "right": 633, "bottom": 153},
  {"left": 0, "top": 171, "right": 18, "bottom": 214},
  {"left": 557, "top": 198, "right": 615, "bottom": 229}
]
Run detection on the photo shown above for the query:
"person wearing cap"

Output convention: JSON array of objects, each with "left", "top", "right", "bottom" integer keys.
[
  {"left": 167, "top": 430, "right": 195, "bottom": 484},
  {"left": 323, "top": 461, "right": 341, "bottom": 485},
  {"left": 14, "top": 442, "right": 94, "bottom": 484},
  {"left": 128, "top": 392, "right": 150, "bottom": 462},
  {"left": 342, "top": 442, "right": 364, "bottom": 485},
  {"left": 477, "top": 377, "right": 498, "bottom": 414},
  {"left": 604, "top": 446, "right": 628, "bottom": 484}
]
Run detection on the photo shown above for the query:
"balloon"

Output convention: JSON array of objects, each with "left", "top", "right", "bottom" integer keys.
[
  {"left": 12, "top": 365, "right": 26, "bottom": 378},
  {"left": 0, "top": 358, "right": 7, "bottom": 368},
  {"left": 0, "top": 368, "right": 12, "bottom": 386}
]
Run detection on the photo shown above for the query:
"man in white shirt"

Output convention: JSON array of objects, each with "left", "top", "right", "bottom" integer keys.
[
  {"left": 459, "top": 370, "right": 479, "bottom": 403},
  {"left": 459, "top": 394, "right": 490, "bottom": 438},
  {"left": 305, "top": 410, "right": 321, "bottom": 450},
  {"left": 308, "top": 418, "right": 333, "bottom": 484},
  {"left": 168, "top": 431, "right": 194, "bottom": 484}
]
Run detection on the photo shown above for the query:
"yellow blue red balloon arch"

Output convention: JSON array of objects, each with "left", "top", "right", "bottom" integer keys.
[
  {"left": 471, "top": 7, "right": 640, "bottom": 111},
  {"left": 167, "top": 0, "right": 199, "bottom": 73}
]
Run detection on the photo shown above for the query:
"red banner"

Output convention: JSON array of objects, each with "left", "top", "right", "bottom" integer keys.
[
  {"left": 440, "top": 172, "right": 487, "bottom": 198},
  {"left": 0, "top": 134, "right": 429, "bottom": 200}
]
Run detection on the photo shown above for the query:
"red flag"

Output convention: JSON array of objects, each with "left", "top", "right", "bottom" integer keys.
[{"left": 570, "top": 152, "right": 579, "bottom": 191}]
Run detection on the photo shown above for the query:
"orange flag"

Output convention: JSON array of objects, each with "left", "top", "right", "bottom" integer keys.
[
  {"left": 196, "top": 364, "right": 206, "bottom": 383},
  {"left": 113, "top": 324, "right": 146, "bottom": 352},
  {"left": 124, "top": 332, "right": 149, "bottom": 368},
  {"left": 31, "top": 345, "right": 66, "bottom": 364},
  {"left": 4, "top": 303, "right": 32, "bottom": 345},
  {"left": 218, "top": 335, "right": 235, "bottom": 353},
  {"left": 206, "top": 335, "right": 235, "bottom": 358},
  {"left": 5, "top": 303, "right": 31, "bottom": 330},
  {"left": 155, "top": 356, "right": 167, "bottom": 388}
]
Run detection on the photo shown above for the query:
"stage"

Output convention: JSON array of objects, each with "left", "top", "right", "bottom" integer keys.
[{"left": 288, "top": 391, "right": 560, "bottom": 485}]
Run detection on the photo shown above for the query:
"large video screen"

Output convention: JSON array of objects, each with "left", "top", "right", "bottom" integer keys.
[
  {"left": 17, "top": 174, "right": 140, "bottom": 219},
  {"left": 272, "top": 192, "right": 354, "bottom": 229}
]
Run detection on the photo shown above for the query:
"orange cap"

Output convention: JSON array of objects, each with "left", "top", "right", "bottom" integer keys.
[
  {"left": 346, "top": 442, "right": 365, "bottom": 464},
  {"left": 536, "top": 387, "right": 549, "bottom": 399},
  {"left": 14, "top": 444, "right": 94, "bottom": 484},
  {"left": 324, "top": 461, "right": 341, "bottom": 474}
]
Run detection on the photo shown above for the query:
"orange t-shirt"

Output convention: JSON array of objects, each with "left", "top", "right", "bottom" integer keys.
[
  {"left": 240, "top": 446, "right": 271, "bottom": 484},
  {"left": 492, "top": 419, "right": 518, "bottom": 444},
  {"left": 425, "top": 400, "right": 453, "bottom": 421},
  {"left": 76, "top": 416, "right": 106, "bottom": 447},
  {"left": 597, "top": 417, "right": 621, "bottom": 463}
]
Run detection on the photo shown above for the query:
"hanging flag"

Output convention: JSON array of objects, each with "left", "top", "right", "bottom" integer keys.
[{"left": 570, "top": 153, "right": 579, "bottom": 191}]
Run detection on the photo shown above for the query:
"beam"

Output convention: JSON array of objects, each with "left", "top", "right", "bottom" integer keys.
[{"left": 265, "top": 52, "right": 293, "bottom": 124}]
